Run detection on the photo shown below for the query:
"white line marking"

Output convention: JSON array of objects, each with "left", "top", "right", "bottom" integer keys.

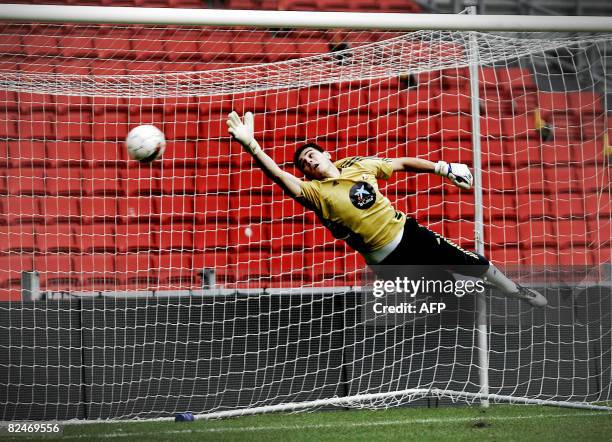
[{"left": 59, "top": 411, "right": 612, "bottom": 440}]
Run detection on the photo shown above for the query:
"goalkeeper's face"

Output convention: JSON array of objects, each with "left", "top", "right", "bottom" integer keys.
[{"left": 297, "top": 147, "right": 335, "bottom": 180}]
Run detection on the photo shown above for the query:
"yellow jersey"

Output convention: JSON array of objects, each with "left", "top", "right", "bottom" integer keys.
[{"left": 297, "top": 156, "right": 406, "bottom": 253}]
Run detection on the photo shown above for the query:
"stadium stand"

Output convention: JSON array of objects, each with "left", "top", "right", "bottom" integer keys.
[{"left": 0, "top": 0, "right": 609, "bottom": 298}]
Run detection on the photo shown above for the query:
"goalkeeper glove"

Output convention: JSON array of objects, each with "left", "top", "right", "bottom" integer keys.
[
  {"left": 435, "top": 161, "right": 473, "bottom": 190},
  {"left": 226, "top": 111, "right": 261, "bottom": 155}
]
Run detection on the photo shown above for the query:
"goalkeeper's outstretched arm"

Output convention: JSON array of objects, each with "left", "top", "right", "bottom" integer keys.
[
  {"left": 390, "top": 157, "right": 474, "bottom": 190},
  {"left": 226, "top": 111, "right": 302, "bottom": 198}
]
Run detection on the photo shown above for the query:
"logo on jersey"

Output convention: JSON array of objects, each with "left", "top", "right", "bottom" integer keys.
[{"left": 349, "top": 181, "right": 376, "bottom": 209}]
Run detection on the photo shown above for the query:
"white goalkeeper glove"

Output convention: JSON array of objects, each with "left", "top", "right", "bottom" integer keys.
[
  {"left": 226, "top": 111, "right": 261, "bottom": 155},
  {"left": 435, "top": 161, "right": 473, "bottom": 190}
]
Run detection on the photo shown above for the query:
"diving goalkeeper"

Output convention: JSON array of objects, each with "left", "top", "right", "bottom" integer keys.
[{"left": 227, "top": 111, "right": 546, "bottom": 307}]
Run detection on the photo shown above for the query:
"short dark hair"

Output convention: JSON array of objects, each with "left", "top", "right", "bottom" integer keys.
[{"left": 293, "top": 142, "right": 325, "bottom": 173}]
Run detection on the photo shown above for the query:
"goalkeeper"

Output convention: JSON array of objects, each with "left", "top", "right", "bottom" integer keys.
[{"left": 227, "top": 111, "right": 546, "bottom": 307}]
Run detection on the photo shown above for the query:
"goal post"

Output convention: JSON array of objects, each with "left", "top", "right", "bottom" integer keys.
[{"left": 0, "top": 5, "right": 611, "bottom": 421}]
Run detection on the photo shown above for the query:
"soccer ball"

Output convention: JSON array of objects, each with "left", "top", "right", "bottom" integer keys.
[{"left": 125, "top": 125, "right": 166, "bottom": 163}]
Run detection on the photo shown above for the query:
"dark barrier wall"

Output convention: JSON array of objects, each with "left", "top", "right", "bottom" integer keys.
[{"left": 0, "top": 286, "right": 610, "bottom": 420}]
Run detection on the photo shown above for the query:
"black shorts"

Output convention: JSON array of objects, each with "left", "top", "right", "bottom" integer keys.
[{"left": 376, "top": 217, "right": 489, "bottom": 278}]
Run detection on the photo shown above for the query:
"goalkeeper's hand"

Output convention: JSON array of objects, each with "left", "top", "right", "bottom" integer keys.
[
  {"left": 226, "top": 111, "right": 261, "bottom": 155},
  {"left": 434, "top": 161, "right": 473, "bottom": 190}
]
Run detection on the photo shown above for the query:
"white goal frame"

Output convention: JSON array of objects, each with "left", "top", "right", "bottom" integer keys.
[{"left": 0, "top": 4, "right": 611, "bottom": 419}]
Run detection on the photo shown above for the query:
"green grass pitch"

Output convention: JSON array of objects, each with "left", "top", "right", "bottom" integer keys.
[{"left": 10, "top": 404, "right": 612, "bottom": 441}]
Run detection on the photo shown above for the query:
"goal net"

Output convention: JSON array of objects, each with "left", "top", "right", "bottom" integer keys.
[{"left": 0, "top": 17, "right": 611, "bottom": 420}]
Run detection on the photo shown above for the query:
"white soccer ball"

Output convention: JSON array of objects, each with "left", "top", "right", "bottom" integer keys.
[{"left": 125, "top": 124, "right": 166, "bottom": 163}]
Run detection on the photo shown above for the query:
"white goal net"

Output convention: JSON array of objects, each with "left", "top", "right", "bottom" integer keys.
[{"left": 0, "top": 18, "right": 611, "bottom": 420}]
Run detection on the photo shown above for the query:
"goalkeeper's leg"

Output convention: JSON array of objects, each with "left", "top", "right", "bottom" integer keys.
[{"left": 379, "top": 218, "right": 547, "bottom": 307}]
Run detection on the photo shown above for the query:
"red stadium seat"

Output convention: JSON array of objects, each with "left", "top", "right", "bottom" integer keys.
[
  {"left": 0, "top": 112, "right": 19, "bottom": 139},
  {"left": 234, "top": 251, "right": 270, "bottom": 282},
  {"left": 35, "top": 224, "right": 78, "bottom": 253},
  {"left": 482, "top": 166, "right": 515, "bottom": 192},
  {"left": 46, "top": 167, "right": 82, "bottom": 196},
  {"left": 158, "top": 223, "right": 195, "bottom": 251},
  {"left": 40, "top": 197, "right": 80, "bottom": 223},
  {"left": 200, "top": 35, "right": 233, "bottom": 62},
  {"left": 117, "top": 196, "right": 159, "bottom": 223},
  {"left": 160, "top": 167, "right": 197, "bottom": 195},
  {"left": 194, "top": 222, "right": 230, "bottom": 251},
  {"left": 567, "top": 91, "right": 603, "bottom": 115},
  {"left": 269, "top": 250, "right": 307, "bottom": 284},
  {"left": 480, "top": 116, "right": 504, "bottom": 139},
  {"left": 270, "top": 221, "right": 314, "bottom": 251},
  {"left": 192, "top": 251, "right": 234, "bottom": 285},
  {"left": 153, "top": 252, "right": 194, "bottom": 286},
  {"left": 47, "top": 141, "right": 84, "bottom": 166},
  {"left": 115, "top": 254, "right": 157, "bottom": 285},
  {"left": 7, "top": 167, "right": 46, "bottom": 195},
  {"left": 504, "top": 114, "right": 537, "bottom": 138},
  {"left": 0, "top": 255, "right": 35, "bottom": 287},
  {"left": 232, "top": 168, "right": 272, "bottom": 192},
  {"left": 162, "top": 141, "right": 198, "bottom": 167},
  {"left": 540, "top": 142, "right": 572, "bottom": 165},
  {"left": 17, "top": 91, "right": 56, "bottom": 113},
  {"left": 80, "top": 197, "right": 118, "bottom": 223},
  {"left": 551, "top": 193, "right": 584, "bottom": 219},
  {"left": 77, "top": 224, "right": 116, "bottom": 253},
  {"left": 0, "top": 225, "right": 36, "bottom": 253},
  {"left": 488, "top": 246, "right": 522, "bottom": 266},
  {"left": 83, "top": 141, "right": 127, "bottom": 165},
  {"left": 516, "top": 194, "right": 551, "bottom": 221},
  {"left": 264, "top": 38, "right": 300, "bottom": 62},
  {"left": 515, "top": 167, "right": 547, "bottom": 193},
  {"left": 157, "top": 195, "right": 197, "bottom": 223},
  {"left": 483, "top": 193, "right": 516, "bottom": 221},
  {"left": 193, "top": 194, "right": 231, "bottom": 222},
  {"left": 299, "top": 86, "right": 337, "bottom": 113},
  {"left": 557, "top": 250, "right": 593, "bottom": 266},
  {"left": 439, "top": 91, "right": 471, "bottom": 113},
  {"left": 3, "top": 196, "right": 43, "bottom": 224},
  {"left": 267, "top": 112, "right": 304, "bottom": 141},
  {"left": 82, "top": 168, "right": 124, "bottom": 197},
  {"left": 55, "top": 111, "right": 93, "bottom": 141},
  {"left": 405, "top": 87, "right": 440, "bottom": 115},
  {"left": 116, "top": 223, "right": 158, "bottom": 252},
  {"left": 506, "top": 139, "right": 541, "bottom": 166},
  {"left": 307, "top": 250, "right": 346, "bottom": 283},
  {"left": 406, "top": 115, "right": 439, "bottom": 141},
  {"left": 304, "top": 115, "right": 339, "bottom": 140},
  {"left": 370, "top": 113, "right": 407, "bottom": 141},
  {"left": 518, "top": 220, "right": 556, "bottom": 247},
  {"left": 500, "top": 67, "right": 536, "bottom": 91},
  {"left": 556, "top": 220, "right": 588, "bottom": 247},
  {"left": 7, "top": 141, "right": 47, "bottom": 167},
  {"left": 235, "top": 194, "right": 273, "bottom": 222},
  {"left": 233, "top": 39, "right": 267, "bottom": 64},
  {"left": 164, "top": 30, "right": 203, "bottom": 62},
  {"left": 444, "top": 194, "right": 475, "bottom": 221},
  {"left": 484, "top": 221, "right": 519, "bottom": 247},
  {"left": 92, "top": 111, "right": 129, "bottom": 141},
  {"left": 75, "top": 254, "right": 117, "bottom": 290},
  {"left": 35, "top": 254, "right": 78, "bottom": 290},
  {"left": 575, "top": 166, "right": 606, "bottom": 192},
  {"left": 18, "top": 111, "right": 54, "bottom": 139},
  {"left": 229, "top": 223, "right": 270, "bottom": 250},
  {"left": 584, "top": 192, "right": 612, "bottom": 219},
  {"left": 269, "top": 196, "right": 312, "bottom": 222},
  {"left": 338, "top": 113, "right": 371, "bottom": 140},
  {"left": 528, "top": 247, "right": 559, "bottom": 266},
  {"left": 123, "top": 166, "right": 161, "bottom": 196},
  {"left": 94, "top": 30, "right": 133, "bottom": 59},
  {"left": 164, "top": 112, "right": 200, "bottom": 140},
  {"left": 194, "top": 168, "right": 232, "bottom": 193}
]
